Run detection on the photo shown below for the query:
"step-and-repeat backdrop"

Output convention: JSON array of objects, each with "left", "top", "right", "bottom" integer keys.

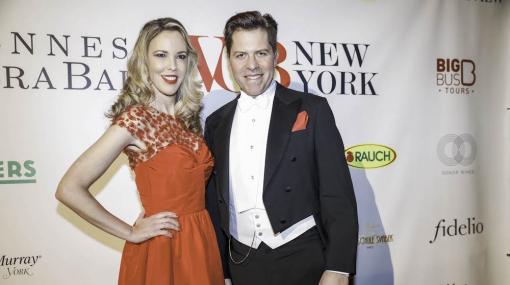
[{"left": 1, "top": 0, "right": 509, "bottom": 284}]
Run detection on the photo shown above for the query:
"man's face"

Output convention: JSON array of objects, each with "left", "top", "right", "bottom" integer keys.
[{"left": 228, "top": 28, "right": 276, "bottom": 97}]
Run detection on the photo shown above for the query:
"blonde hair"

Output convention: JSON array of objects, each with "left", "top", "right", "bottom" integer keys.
[{"left": 107, "top": 17, "right": 203, "bottom": 133}]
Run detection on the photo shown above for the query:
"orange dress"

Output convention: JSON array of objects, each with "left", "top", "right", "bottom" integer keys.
[{"left": 114, "top": 105, "right": 223, "bottom": 285}]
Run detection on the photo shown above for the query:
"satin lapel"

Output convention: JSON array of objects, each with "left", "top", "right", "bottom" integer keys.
[
  {"left": 263, "top": 86, "right": 302, "bottom": 190},
  {"left": 213, "top": 101, "right": 237, "bottom": 203}
]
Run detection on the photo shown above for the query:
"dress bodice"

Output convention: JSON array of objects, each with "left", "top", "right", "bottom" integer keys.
[{"left": 113, "top": 105, "right": 213, "bottom": 215}]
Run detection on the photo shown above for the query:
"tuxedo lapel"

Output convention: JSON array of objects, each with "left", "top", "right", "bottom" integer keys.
[
  {"left": 213, "top": 100, "right": 238, "bottom": 203},
  {"left": 264, "top": 84, "right": 302, "bottom": 190}
]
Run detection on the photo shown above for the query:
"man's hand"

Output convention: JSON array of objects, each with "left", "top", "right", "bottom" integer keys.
[{"left": 319, "top": 271, "right": 349, "bottom": 285}]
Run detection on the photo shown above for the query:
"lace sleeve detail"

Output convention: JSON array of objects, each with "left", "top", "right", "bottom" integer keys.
[
  {"left": 112, "top": 105, "right": 153, "bottom": 169},
  {"left": 112, "top": 105, "right": 149, "bottom": 142},
  {"left": 111, "top": 104, "right": 201, "bottom": 170}
]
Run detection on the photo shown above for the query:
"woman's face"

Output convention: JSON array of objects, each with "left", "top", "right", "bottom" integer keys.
[{"left": 147, "top": 30, "right": 188, "bottom": 98}]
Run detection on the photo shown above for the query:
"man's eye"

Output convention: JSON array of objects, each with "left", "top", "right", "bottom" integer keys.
[{"left": 236, "top": 53, "right": 246, "bottom": 59}]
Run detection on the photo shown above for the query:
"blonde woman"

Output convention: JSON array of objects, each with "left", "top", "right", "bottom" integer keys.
[{"left": 56, "top": 18, "right": 224, "bottom": 285}]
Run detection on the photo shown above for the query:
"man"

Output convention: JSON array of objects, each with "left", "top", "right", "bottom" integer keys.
[{"left": 205, "top": 11, "right": 358, "bottom": 285}]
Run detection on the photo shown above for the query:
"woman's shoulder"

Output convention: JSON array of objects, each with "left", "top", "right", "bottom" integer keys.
[
  {"left": 123, "top": 104, "right": 150, "bottom": 116},
  {"left": 112, "top": 104, "right": 153, "bottom": 128},
  {"left": 118, "top": 104, "right": 153, "bottom": 120}
]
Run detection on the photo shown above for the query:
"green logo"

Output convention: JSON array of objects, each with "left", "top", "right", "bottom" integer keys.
[
  {"left": 345, "top": 144, "right": 396, "bottom": 169},
  {"left": 0, "top": 160, "right": 37, "bottom": 184}
]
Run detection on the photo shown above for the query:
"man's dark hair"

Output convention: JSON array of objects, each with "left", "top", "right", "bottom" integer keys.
[{"left": 223, "top": 11, "right": 278, "bottom": 56}]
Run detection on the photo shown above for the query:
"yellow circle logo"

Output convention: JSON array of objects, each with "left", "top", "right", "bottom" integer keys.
[{"left": 345, "top": 144, "right": 396, "bottom": 169}]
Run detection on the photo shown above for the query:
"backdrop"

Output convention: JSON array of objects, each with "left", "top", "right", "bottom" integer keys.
[{"left": 1, "top": 0, "right": 509, "bottom": 284}]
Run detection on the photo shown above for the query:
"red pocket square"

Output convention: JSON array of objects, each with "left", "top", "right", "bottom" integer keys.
[{"left": 291, "top": 111, "right": 308, "bottom": 132}]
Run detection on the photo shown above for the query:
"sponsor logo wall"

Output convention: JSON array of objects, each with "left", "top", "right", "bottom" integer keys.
[{"left": 1, "top": 0, "right": 508, "bottom": 284}]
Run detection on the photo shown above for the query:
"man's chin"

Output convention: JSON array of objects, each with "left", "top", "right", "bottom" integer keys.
[
  {"left": 245, "top": 92, "right": 264, "bottom": 97},
  {"left": 241, "top": 84, "right": 268, "bottom": 96}
]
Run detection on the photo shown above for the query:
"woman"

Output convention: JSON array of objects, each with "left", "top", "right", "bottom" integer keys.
[{"left": 56, "top": 18, "right": 224, "bottom": 285}]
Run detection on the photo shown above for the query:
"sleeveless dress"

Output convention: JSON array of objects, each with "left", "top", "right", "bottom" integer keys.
[{"left": 114, "top": 105, "right": 223, "bottom": 285}]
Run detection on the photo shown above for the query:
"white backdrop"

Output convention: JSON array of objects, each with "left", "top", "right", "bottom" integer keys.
[{"left": 1, "top": 0, "right": 509, "bottom": 284}]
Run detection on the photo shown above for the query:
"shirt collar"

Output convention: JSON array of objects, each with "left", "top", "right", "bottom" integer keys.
[{"left": 237, "top": 81, "right": 276, "bottom": 112}]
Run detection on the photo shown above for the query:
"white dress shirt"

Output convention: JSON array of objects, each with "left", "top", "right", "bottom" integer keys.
[
  {"left": 228, "top": 81, "right": 316, "bottom": 249},
  {"left": 227, "top": 81, "right": 349, "bottom": 276}
]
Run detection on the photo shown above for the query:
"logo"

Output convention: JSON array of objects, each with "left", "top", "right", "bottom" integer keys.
[
  {"left": 429, "top": 217, "right": 483, "bottom": 244},
  {"left": 345, "top": 144, "right": 396, "bottom": 169},
  {"left": 436, "top": 58, "right": 476, "bottom": 95},
  {"left": 437, "top": 134, "right": 476, "bottom": 175},
  {"left": 4, "top": 32, "right": 128, "bottom": 91},
  {"left": 190, "top": 37, "right": 380, "bottom": 96},
  {"left": 291, "top": 41, "right": 379, "bottom": 96},
  {"left": 358, "top": 223, "right": 394, "bottom": 249},
  {"left": 0, "top": 160, "right": 37, "bottom": 184},
  {"left": 0, "top": 254, "right": 42, "bottom": 279},
  {"left": 437, "top": 134, "right": 476, "bottom": 166},
  {"left": 4, "top": 32, "right": 379, "bottom": 97}
]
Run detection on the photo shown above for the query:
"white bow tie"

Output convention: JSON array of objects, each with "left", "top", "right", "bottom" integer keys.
[{"left": 237, "top": 94, "right": 270, "bottom": 112}]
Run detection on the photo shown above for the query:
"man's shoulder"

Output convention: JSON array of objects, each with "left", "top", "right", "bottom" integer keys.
[
  {"left": 205, "top": 98, "right": 237, "bottom": 126},
  {"left": 277, "top": 84, "right": 326, "bottom": 106}
]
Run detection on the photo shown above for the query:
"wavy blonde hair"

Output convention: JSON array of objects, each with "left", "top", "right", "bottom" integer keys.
[{"left": 107, "top": 17, "right": 203, "bottom": 133}]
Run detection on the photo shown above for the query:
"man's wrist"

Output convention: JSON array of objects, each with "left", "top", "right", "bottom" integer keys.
[{"left": 325, "top": 270, "right": 349, "bottom": 276}]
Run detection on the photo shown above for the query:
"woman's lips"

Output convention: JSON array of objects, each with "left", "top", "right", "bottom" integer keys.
[{"left": 162, "top": 75, "right": 177, "bottom": 84}]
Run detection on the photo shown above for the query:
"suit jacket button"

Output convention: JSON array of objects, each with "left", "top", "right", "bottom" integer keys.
[
  {"left": 290, "top": 156, "right": 297, "bottom": 162},
  {"left": 218, "top": 199, "right": 223, "bottom": 204},
  {"left": 280, "top": 219, "right": 287, "bottom": 224},
  {"left": 285, "top": 186, "right": 292, "bottom": 192}
]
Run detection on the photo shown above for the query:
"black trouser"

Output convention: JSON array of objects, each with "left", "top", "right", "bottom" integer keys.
[{"left": 229, "top": 227, "right": 325, "bottom": 285}]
